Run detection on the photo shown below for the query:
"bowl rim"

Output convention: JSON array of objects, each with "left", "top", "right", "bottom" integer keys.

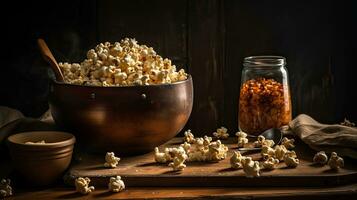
[
  {"left": 52, "top": 74, "right": 192, "bottom": 88},
  {"left": 7, "top": 131, "right": 76, "bottom": 148}
]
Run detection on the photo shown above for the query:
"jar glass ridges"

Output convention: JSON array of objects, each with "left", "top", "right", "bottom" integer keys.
[{"left": 238, "top": 56, "right": 292, "bottom": 135}]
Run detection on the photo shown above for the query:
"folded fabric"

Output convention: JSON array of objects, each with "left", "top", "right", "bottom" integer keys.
[{"left": 286, "top": 114, "right": 357, "bottom": 159}]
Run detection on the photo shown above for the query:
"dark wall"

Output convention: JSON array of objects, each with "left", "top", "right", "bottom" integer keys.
[{"left": 1, "top": 0, "right": 356, "bottom": 136}]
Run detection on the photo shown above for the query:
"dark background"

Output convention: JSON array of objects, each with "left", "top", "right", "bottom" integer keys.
[{"left": 0, "top": 0, "right": 356, "bottom": 136}]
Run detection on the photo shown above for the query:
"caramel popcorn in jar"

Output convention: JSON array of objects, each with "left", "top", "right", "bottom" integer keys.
[{"left": 239, "top": 55, "right": 291, "bottom": 135}]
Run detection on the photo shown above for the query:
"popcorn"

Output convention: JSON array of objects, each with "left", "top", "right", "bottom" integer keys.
[
  {"left": 253, "top": 135, "right": 274, "bottom": 148},
  {"left": 274, "top": 145, "right": 288, "bottom": 161},
  {"left": 242, "top": 157, "right": 260, "bottom": 177},
  {"left": 213, "top": 127, "right": 229, "bottom": 139},
  {"left": 284, "top": 151, "right": 299, "bottom": 168},
  {"left": 25, "top": 140, "right": 46, "bottom": 144},
  {"left": 180, "top": 142, "right": 191, "bottom": 153},
  {"left": 281, "top": 137, "right": 295, "bottom": 149},
  {"left": 168, "top": 147, "right": 188, "bottom": 171},
  {"left": 340, "top": 118, "right": 355, "bottom": 127},
  {"left": 261, "top": 157, "right": 280, "bottom": 170},
  {"left": 261, "top": 145, "right": 275, "bottom": 160},
  {"left": 328, "top": 152, "right": 344, "bottom": 170},
  {"left": 239, "top": 78, "right": 291, "bottom": 135},
  {"left": 183, "top": 136, "right": 227, "bottom": 162},
  {"left": 75, "top": 177, "right": 95, "bottom": 195},
  {"left": 183, "top": 130, "right": 195, "bottom": 144},
  {"left": 108, "top": 176, "right": 125, "bottom": 193},
  {"left": 313, "top": 151, "right": 328, "bottom": 165},
  {"left": 154, "top": 147, "right": 173, "bottom": 163},
  {"left": 59, "top": 38, "right": 188, "bottom": 86},
  {"left": 0, "top": 179, "right": 12, "bottom": 198},
  {"left": 207, "top": 140, "right": 229, "bottom": 162},
  {"left": 236, "top": 131, "right": 248, "bottom": 148},
  {"left": 104, "top": 152, "right": 121, "bottom": 168},
  {"left": 230, "top": 151, "right": 245, "bottom": 169}
]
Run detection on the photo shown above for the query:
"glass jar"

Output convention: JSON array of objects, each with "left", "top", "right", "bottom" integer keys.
[{"left": 238, "top": 56, "right": 292, "bottom": 135}]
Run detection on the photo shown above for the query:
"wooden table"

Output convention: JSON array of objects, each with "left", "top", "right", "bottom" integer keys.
[
  {"left": 7, "top": 184, "right": 357, "bottom": 199},
  {"left": 2, "top": 137, "right": 357, "bottom": 199}
]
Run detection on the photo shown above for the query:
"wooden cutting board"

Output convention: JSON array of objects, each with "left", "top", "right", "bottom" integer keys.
[{"left": 64, "top": 137, "right": 357, "bottom": 187}]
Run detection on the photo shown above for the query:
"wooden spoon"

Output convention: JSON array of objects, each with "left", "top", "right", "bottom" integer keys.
[{"left": 37, "top": 38, "right": 64, "bottom": 82}]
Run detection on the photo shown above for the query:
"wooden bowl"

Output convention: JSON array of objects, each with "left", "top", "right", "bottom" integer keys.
[
  {"left": 7, "top": 131, "right": 75, "bottom": 186},
  {"left": 49, "top": 76, "right": 193, "bottom": 155}
]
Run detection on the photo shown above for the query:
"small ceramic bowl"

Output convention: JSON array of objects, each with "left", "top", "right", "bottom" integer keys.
[{"left": 7, "top": 131, "right": 75, "bottom": 186}]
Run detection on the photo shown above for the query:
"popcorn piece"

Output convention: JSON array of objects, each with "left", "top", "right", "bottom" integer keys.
[
  {"left": 261, "top": 145, "right": 275, "bottom": 160},
  {"left": 253, "top": 135, "right": 274, "bottom": 148},
  {"left": 213, "top": 127, "right": 229, "bottom": 139},
  {"left": 184, "top": 130, "right": 195, "bottom": 144},
  {"left": 207, "top": 140, "right": 229, "bottom": 162},
  {"left": 25, "top": 140, "right": 46, "bottom": 144},
  {"left": 340, "top": 118, "right": 355, "bottom": 127},
  {"left": 274, "top": 145, "right": 288, "bottom": 161},
  {"left": 242, "top": 157, "right": 260, "bottom": 177},
  {"left": 108, "top": 176, "right": 125, "bottom": 193},
  {"left": 230, "top": 151, "right": 245, "bottom": 169},
  {"left": 281, "top": 137, "right": 295, "bottom": 149},
  {"left": 154, "top": 147, "right": 173, "bottom": 163},
  {"left": 284, "top": 151, "right": 299, "bottom": 168},
  {"left": 261, "top": 157, "right": 280, "bottom": 170},
  {"left": 59, "top": 38, "right": 188, "bottom": 87},
  {"left": 104, "top": 152, "right": 121, "bottom": 168},
  {"left": 0, "top": 179, "right": 12, "bottom": 198},
  {"left": 236, "top": 131, "right": 248, "bottom": 148},
  {"left": 168, "top": 147, "right": 188, "bottom": 171},
  {"left": 313, "top": 151, "right": 328, "bottom": 165},
  {"left": 75, "top": 177, "right": 95, "bottom": 195},
  {"left": 328, "top": 152, "right": 344, "bottom": 170},
  {"left": 180, "top": 142, "right": 191, "bottom": 153}
]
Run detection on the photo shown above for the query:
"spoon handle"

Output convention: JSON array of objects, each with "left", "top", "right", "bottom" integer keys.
[
  {"left": 37, "top": 38, "right": 64, "bottom": 82},
  {"left": 238, "top": 147, "right": 261, "bottom": 151}
]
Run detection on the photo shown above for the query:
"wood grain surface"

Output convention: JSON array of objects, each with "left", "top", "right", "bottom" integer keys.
[
  {"left": 65, "top": 138, "right": 357, "bottom": 187},
  {"left": 9, "top": 184, "right": 357, "bottom": 200}
]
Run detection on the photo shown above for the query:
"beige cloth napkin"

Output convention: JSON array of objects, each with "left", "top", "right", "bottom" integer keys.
[{"left": 285, "top": 114, "right": 357, "bottom": 159}]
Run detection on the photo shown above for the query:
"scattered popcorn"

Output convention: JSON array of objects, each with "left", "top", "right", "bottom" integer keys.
[
  {"left": 213, "top": 127, "right": 229, "bottom": 139},
  {"left": 230, "top": 151, "right": 245, "bottom": 169},
  {"left": 261, "top": 145, "right": 275, "bottom": 160},
  {"left": 236, "top": 131, "right": 248, "bottom": 148},
  {"left": 186, "top": 136, "right": 212, "bottom": 162},
  {"left": 274, "top": 145, "right": 288, "bottom": 161},
  {"left": 168, "top": 147, "right": 188, "bottom": 171},
  {"left": 108, "top": 176, "right": 125, "bottom": 193},
  {"left": 183, "top": 130, "right": 195, "bottom": 144},
  {"left": 340, "top": 118, "right": 355, "bottom": 127},
  {"left": 104, "top": 152, "right": 121, "bottom": 168},
  {"left": 242, "top": 157, "right": 261, "bottom": 177},
  {"left": 284, "top": 151, "right": 299, "bottom": 168},
  {"left": 25, "top": 140, "right": 46, "bottom": 144},
  {"left": 0, "top": 179, "right": 12, "bottom": 198},
  {"left": 261, "top": 157, "right": 280, "bottom": 170},
  {"left": 75, "top": 177, "right": 95, "bottom": 195},
  {"left": 253, "top": 135, "right": 274, "bottom": 148},
  {"left": 328, "top": 152, "right": 344, "bottom": 170},
  {"left": 59, "top": 38, "right": 188, "bottom": 86},
  {"left": 313, "top": 151, "right": 328, "bottom": 165},
  {"left": 281, "top": 137, "right": 295, "bottom": 149}
]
